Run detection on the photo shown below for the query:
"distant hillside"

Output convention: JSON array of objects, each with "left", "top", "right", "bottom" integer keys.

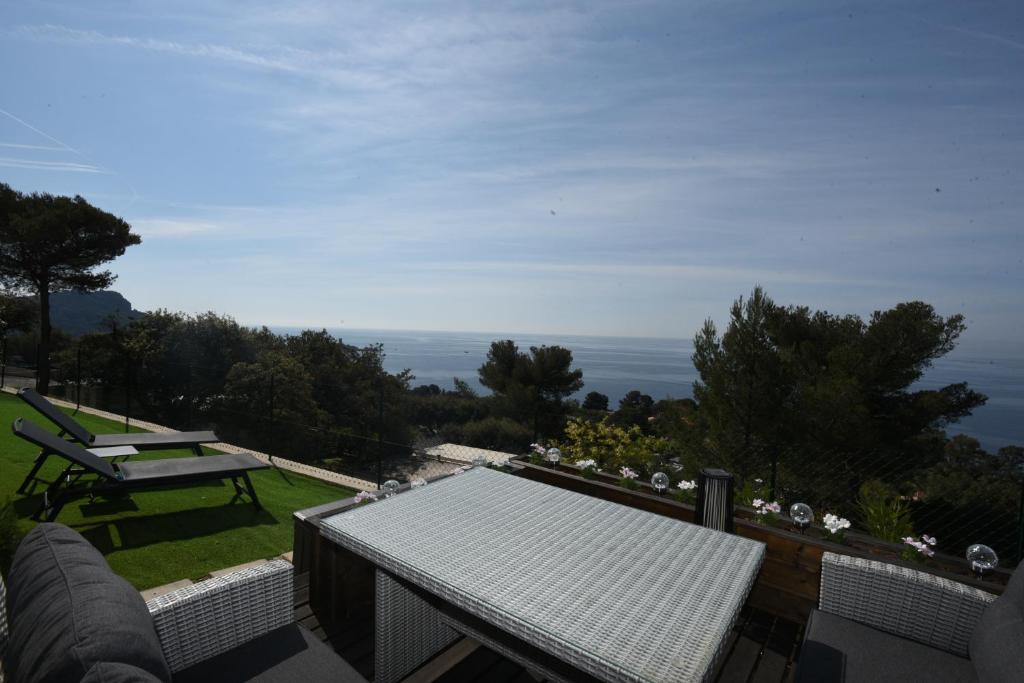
[{"left": 49, "top": 290, "right": 144, "bottom": 336}]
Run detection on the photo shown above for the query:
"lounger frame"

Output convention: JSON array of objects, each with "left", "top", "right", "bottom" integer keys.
[
  {"left": 16, "top": 388, "right": 218, "bottom": 493},
  {"left": 12, "top": 418, "right": 265, "bottom": 522}
]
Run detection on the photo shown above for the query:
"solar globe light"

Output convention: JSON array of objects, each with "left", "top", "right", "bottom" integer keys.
[
  {"left": 651, "top": 472, "right": 670, "bottom": 495},
  {"left": 545, "top": 447, "right": 561, "bottom": 468},
  {"left": 382, "top": 479, "right": 400, "bottom": 498},
  {"left": 966, "top": 544, "right": 999, "bottom": 578},
  {"left": 789, "top": 503, "right": 814, "bottom": 533}
]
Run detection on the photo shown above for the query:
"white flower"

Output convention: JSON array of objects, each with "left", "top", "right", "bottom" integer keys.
[
  {"left": 765, "top": 502, "right": 781, "bottom": 514},
  {"left": 619, "top": 467, "right": 638, "bottom": 479},
  {"left": 576, "top": 459, "right": 597, "bottom": 470},
  {"left": 823, "top": 513, "right": 851, "bottom": 534},
  {"left": 677, "top": 480, "right": 696, "bottom": 491},
  {"left": 922, "top": 534, "right": 937, "bottom": 546},
  {"left": 752, "top": 498, "right": 765, "bottom": 508},
  {"left": 354, "top": 491, "right": 375, "bottom": 504}
]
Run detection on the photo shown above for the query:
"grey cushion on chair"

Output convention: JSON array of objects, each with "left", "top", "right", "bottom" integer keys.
[
  {"left": 969, "top": 559, "right": 1024, "bottom": 683},
  {"left": 4, "top": 524, "right": 172, "bottom": 683},
  {"left": 172, "top": 624, "right": 366, "bottom": 683},
  {"left": 796, "top": 608, "right": 977, "bottom": 683}
]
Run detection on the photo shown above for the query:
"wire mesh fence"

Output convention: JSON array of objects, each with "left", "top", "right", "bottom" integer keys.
[
  {"left": 4, "top": 350, "right": 499, "bottom": 490},
  {"left": 721, "top": 443, "right": 1024, "bottom": 566},
  {"left": 5, "top": 335, "right": 1020, "bottom": 565}
]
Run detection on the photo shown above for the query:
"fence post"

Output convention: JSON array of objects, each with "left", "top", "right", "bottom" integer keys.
[
  {"left": 186, "top": 363, "right": 193, "bottom": 430},
  {"left": 75, "top": 344, "right": 82, "bottom": 412},
  {"left": 696, "top": 468, "right": 736, "bottom": 532},
  {"left": 0, "top": 331, "right": 6, "bottom": 389},
  {"left": 377, "top": 379, "right": 384, "bottom": 490},
  {"left": 769, "top": 453, "right": 779, "bottom": 501},
  {"left": 124, "top": 356, "right": 131, "bottom": 433},
  {"left": 268, "top": 372, "right": 275, "bottom": 423},
  {"left": 1016, "top": 478, "right": 1024, "bottom": 563}
]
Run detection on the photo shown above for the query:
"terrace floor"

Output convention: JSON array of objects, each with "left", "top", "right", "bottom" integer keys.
[{"left": 294, "top": 572, "right": 803, "bottom": 682}]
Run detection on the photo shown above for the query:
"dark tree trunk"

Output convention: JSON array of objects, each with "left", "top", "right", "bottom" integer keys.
[{"left": 36, "top": 286, "right": 51, "bottom": 395}]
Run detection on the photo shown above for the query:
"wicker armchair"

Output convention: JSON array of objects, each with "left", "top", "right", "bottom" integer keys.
[
  {"left": 146, "top": 560, "right": 297, "bottom": 673},
  {"left": 796, "top": 552, "right": 1022, "bottom": 682},
  {"left": 1, "top": 523, "right": 365, "bottom": 683}
]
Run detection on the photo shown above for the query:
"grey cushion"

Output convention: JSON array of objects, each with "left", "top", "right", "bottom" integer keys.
[
  {"left": 4, "top": 524, "right": 172, "bottom": 683},
  {"left": 82, "top": 662, "right": 165, "bottom": 683},
  {"left": 796, "top": 608, "right": 977, "bottom": 683},
  {"left": 172, "top": 624, "right": 366, "bottom": 683},
  {"left": 970, "top": 559, "right": 1024, "bottom": 683}
]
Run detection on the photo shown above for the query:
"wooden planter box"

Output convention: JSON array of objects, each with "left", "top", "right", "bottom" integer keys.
[{"left": 512, "top": 460, "right": 1010, "bottom": 623}]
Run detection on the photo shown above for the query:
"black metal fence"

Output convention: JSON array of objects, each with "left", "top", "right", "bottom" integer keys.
[
  {"left": 731, "top": 443, "right": 1024, "bottom": 566},
  {"left": 5, "top": 337, "right": 1020, "bottom": 566},
  {"left": 3, "top": 351, "right": 482, "bottom": 490}
]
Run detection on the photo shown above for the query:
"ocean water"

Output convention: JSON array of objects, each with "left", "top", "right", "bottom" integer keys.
[{"left": 273, "top": 327, "right": 1024, "bottom": 452}]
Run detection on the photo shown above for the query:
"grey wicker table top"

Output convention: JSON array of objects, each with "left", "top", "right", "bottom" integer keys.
[{"left": 321, "top": 467, "right": 765, "bottom": 683}]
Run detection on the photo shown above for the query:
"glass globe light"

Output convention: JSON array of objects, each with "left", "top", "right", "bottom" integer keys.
[
  {"left": 545, "top": 447, "right": 561, "bottom": 467},
  {"left": 382, "top": 479, "right": 400, "bottom": 497},
  {"left": 651, "top": 472, "right": 670, "bottom": 494},
  {"left": 471, "top": 455, "right": 487, "bottom": 468},
  {"left": 966, "top": 544, "right": 999, "bottom": 576},
  {"left": 789, "top": 503, "right": 814, "bottom": 532},
  {"left": 410, "top": 478, "right": 427, "bottom": 488}
]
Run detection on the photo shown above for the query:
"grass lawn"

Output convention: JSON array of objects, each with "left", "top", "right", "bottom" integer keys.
[{"left": 0, "top": 390, "right": 354, "bottom": 589}]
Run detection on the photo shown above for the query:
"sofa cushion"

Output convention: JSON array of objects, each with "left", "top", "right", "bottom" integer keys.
[
  {"left": 173, "top": 624, "right": 366, "bottom": 683},
  {"left": 969, "top": 559, "right": 1024, "bottom": 683},
  {"left": 4, "top": 523, "right": 172, "bottom": 683},
  {"left": 82, "top": 662, "right": 165, "bottom": 683},
  {"left": 796, "top": 608, "right": 977, "bottom": 683}
]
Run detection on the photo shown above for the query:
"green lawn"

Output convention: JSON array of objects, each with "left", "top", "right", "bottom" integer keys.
[{"left": 0, "top": 391, "right": 354, "bottom": 589}]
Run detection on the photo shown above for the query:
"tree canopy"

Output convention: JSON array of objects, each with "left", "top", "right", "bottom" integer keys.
[
  {"left": 478, "top": 340, "right": 583, "bottom": 440},
  {"left": 0, "top": 184, "right": 140, "bottom": 393},
  {"left": 690, "top": 287, "right": 986, "bottom": 498}
]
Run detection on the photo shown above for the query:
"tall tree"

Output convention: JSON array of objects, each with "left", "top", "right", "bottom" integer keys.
[
  {"left": 692, "top": 286, "right": 787, "bottom": 481},
  {"left": 690, "top": 287, "right": 986, "bottom": 500},
  {"left": 0, "top": 184, "right": 140, "bottom": 394},
  {"left": 582, "top": 391, "right": 610, "bottom": 411},
  {"left": 478, "top": 340, "right": 583, "bottom": 439}
]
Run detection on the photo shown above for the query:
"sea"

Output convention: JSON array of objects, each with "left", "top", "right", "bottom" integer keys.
[{"left": 272, "top": 327, "right": 1024, "bottom": 453}]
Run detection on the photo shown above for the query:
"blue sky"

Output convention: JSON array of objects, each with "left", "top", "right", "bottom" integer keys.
[{"left": 1, "top": 1, "right": 1022, "bottom": 341}]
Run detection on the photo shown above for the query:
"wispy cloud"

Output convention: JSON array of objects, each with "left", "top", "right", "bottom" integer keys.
[
  {"left": 132, "top": 218, "right": 222, "bottom": 238},
  {"left": 0, "top": 157, "right": 105, "bottom": 173},
  {"left": 0, "top": 142, "right": 65, "bottom": 151},
  {"left": 11, "top": 24, "right": 297, "bottom": 72}
]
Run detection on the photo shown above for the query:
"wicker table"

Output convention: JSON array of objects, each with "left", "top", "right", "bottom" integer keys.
[{"left": 321, "top": 467, "right": 765, "bottom": 683}]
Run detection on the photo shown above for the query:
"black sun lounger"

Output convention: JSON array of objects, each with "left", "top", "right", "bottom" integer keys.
[
  {"left": 12, "top": 417, "right": 269, "bottom": 522},
  {"left": 16, "top": 387, "right": 220, "bottom": 493}
]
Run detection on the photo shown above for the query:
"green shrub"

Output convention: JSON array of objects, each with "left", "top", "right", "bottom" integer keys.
[{"left": 857, "top": 480, "right": 914, "bottom": 542}]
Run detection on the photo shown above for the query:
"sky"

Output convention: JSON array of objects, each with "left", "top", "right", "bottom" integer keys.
[{"left": 1, "top": 1, "right": 1022, "bottom": 342}]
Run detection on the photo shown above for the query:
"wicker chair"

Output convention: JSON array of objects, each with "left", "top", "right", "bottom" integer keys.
[
  {"left": 1, "top": 523, "right": 365, "bottom": 682},
  {"left": 796, "top": 552, "right": 1022, "bottom": 682}
]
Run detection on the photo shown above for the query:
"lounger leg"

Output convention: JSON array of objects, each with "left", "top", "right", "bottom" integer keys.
[
  {"left": 192, "top": 444, "right": 205, "bottom": 457},
  {"left": 17, "top": 452, "right": 49, "bottom": 494},
  {"left": 241, "top": 472, "right": 262, "bottom": 511}
]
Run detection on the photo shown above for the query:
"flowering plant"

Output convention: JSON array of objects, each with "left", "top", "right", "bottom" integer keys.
[
  {"left": 673, "top": 479, "right": 697, "bottom": 504},
  {"left": 901, "top": 534, "right": 937, "bottom": 562},
  {"left": 822, "top": 513, "right": 851, "bottom": 544},
  {"left": 528, "top": 443, "right": 546, "bottom": 464},
  {"left": 575, "top": 458, "right": 599, "bottom": 479},
  {"left": 752, "top": 498, "right": 782, "bottom": 525},
  {"left": 354, "top": 491, "right": 376, "bottom": 504},
  {"left": 618, "top": 466, "right": 640, "bottom": 490}
]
